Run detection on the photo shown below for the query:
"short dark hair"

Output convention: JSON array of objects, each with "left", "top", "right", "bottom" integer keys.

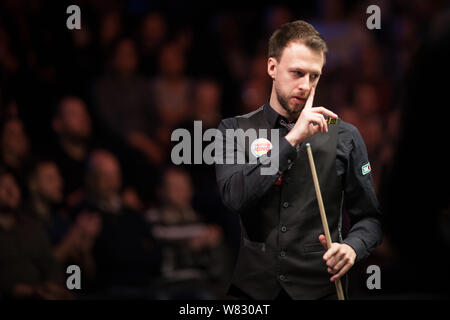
[{"left": 268, "top": 20, "right": 328, "bottom": 62}]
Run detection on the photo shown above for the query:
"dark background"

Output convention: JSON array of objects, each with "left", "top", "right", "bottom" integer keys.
[{"left": 1, "top": 0, "right": 449, "bottom": 299}]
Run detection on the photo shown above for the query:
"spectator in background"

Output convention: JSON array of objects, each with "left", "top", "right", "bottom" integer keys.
[
  {"left": 0, "top": 118, "right": 31, "bottom": 194},
  {"left": 174, "top": 79, "right": 241, "bottom": 253},
  {"left": 239, "top": 52, "right": 272, "bottom": 113},
  {"left": 26, "top": 160, "right": 66, "bottom": 239},
  {"left": 357, "top": 41, "right": 393, "bottom": 114},
  {"left": 0, "top": 169, "right": 71, "bottom": 299},
  {"left": 392, "top": 15, "right": 421, "bottom": 80},
  {"left": 0, "top": 24, "right": 19, "bottom": 77},
  {"left": 352, "top": 83, "right": 385, "bottom": 192},
  {"left": 214, "top": 13, "right": 249, "bottom": 84},
  {"left": 51, "top": 96, "right": 93, "bottom": 206},
  {"left": 139, "top": 12, "right": 168, "bottom": 77},
  {"left": 98, "top": 11, "right": 123, "bottom": 63},
  {"left": 93, "top": 37, "right": 162, "bottom": 166},
  {"left": 312, "top": 0, "right": 370, "bottom": 73},
  {"left": 75, "top": 150, "right": 162, "bottom": 298},
  {"left": 264, "top": 6, "right": 294, "bottom": 35},
  {"left": 148, "top": 167, "right": 232, "bottom": 299},
  {"left": 151, "top": 41, "right": 194, "bottom": 151},
  {"left": 192, "top": 78, "right": 223, "bottom": 129},
  {"left": 93, "top": 37, "right": 162, "bottom": 202},
  {"left": 171, "top": 77, "right": 223, "bottom": 133},
  {"left": 26, "top": 160, "right": 99, "bottom": 282}
]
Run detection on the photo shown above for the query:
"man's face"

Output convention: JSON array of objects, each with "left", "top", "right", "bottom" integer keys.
[
  {"left": 164, "top": 169, "right": 193, "bottom": 208},
  {"left": 114, "top": 39, "right": 138, "bottom": 75},
  {"left": 34, "top": 162, "right": 63, "bottom": 204},
  {"left": 0, "top": 174, "right": 21, "bottom": 210},
  {"left": 1, "top": 119, "right": 29, "bottom": 158},
  {"left": 59, "top": 99, "right": 92, "bottom": 140},
  {"left": 159, "top": 44, "right": 185, "bottom": 78},
  {"left": 91, "top": 155, "right": 122, "bottom": 199},
  {"left": 268, "top": 41, "right": 324, "bottom": 119}
]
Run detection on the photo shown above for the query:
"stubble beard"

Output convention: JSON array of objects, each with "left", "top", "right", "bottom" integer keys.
[{"left": 275, "top": 84, "right": 305, "bottom": 120}]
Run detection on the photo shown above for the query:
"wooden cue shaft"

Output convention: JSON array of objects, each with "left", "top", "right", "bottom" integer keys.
[{"left": 305, "top": 143, "right": 345, "bottom": 300}]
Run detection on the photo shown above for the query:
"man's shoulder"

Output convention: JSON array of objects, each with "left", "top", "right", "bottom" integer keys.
[
  {"left": 235, "top": 106, "right": 264, "bottom": 120},
  {"left": 219, "top": 106, "right": 265, "bottom": 129},
  {"left": 337, "top": 118, "right": 368, "bottom": 151},
  {"left": 337, "top": 118, "right": 356, "bottom": 131},
  {"left": 338, "top": 119, "right": 360, "bottom": 137}
]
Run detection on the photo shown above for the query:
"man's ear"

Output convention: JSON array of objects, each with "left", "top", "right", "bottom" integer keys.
[{"left": 267, "top": 57, "right": 277, "bottom": 80}]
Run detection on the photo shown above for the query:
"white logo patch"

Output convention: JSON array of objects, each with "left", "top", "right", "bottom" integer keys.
[{"left": 251, "top": 138, "right": 272, "bottom": 158}]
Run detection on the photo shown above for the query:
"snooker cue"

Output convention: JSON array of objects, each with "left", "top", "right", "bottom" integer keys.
[{"left": 305, "top": 143, "right": 345, "bottom": 300}]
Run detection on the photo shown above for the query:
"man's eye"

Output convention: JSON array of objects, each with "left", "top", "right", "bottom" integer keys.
[
  {"left": 292, "top": 71, "right": 303, "bottom": 77},
  {"left": 311, "top": 74, "right": 319, "bottom": 80}
]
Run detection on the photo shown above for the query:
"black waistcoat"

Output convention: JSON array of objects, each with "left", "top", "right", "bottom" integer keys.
[{"left": 231, "top": 107, "right": 343, "bottom": 299}]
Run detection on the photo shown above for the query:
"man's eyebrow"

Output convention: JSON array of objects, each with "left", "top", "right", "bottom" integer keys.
[{"left": 288, "top": 67, "right": 321, "bottom": 75}]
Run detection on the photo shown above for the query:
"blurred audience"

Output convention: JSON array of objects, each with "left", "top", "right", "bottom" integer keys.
[
  {"left": 0, "top": 118, "right": 31, "bottom": 194},
  {"left": 147, "top": 167, "right": 231, "bottom": 299},
  {"left": 74, "top": 150, "right": 162, "bottom": 298},
  {"left": 98, "top": 11, "right": 123, "bottom": 61},
  {"left": 139, "top": 12, "right": 168, "bottom": 77},
  {"left": 50, "top": 96, "right": 93, "bottom": 205},
  {"left": 26, "top": 160, "right": 66, "bottom": 239},
  {"left": 151, "top": 41, "right": 194, "bottom": 149},
  {"left": 192, "top": 79, "right": 223, "bottom": 129},
  {"left": 174, "top": 79, "right": 241, "bottom": 254},
  {"left": 93, "top": 37, "right": 163, "bottom": 202},
  {"left": 93, "top": 37, "right": 163, "bottom": 166},
  {"left": 0, "top": 169, "right": 71, "bottom": 299},
  {"left": 26, "top": 160, "right": 98, "bottom": 282}
]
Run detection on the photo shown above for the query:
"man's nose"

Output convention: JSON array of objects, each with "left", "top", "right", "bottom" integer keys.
[{"left": 297, "top": 74, "right": 311, "bottom": 92}]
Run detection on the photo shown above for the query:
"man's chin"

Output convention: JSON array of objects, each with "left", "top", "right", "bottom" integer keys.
[{"left": 288, "top": 103, "right": 304, "bottom": 116}]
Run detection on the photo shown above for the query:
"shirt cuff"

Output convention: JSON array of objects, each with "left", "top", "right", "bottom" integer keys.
[{"left": 343, "top": 237, "right": 367, "bottom": 263}]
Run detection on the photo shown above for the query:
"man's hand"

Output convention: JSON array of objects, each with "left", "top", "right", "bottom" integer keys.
[
  {"left": 319, "top": 234, "right": 356, "bottom": 282},
  {"left": 285, "top": 86, "right": 338, "bottom": 147}
]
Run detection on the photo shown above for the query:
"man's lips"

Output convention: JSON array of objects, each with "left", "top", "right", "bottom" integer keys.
[{"left": 291, "top": 96, "right": 306, "bottom": 103}]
